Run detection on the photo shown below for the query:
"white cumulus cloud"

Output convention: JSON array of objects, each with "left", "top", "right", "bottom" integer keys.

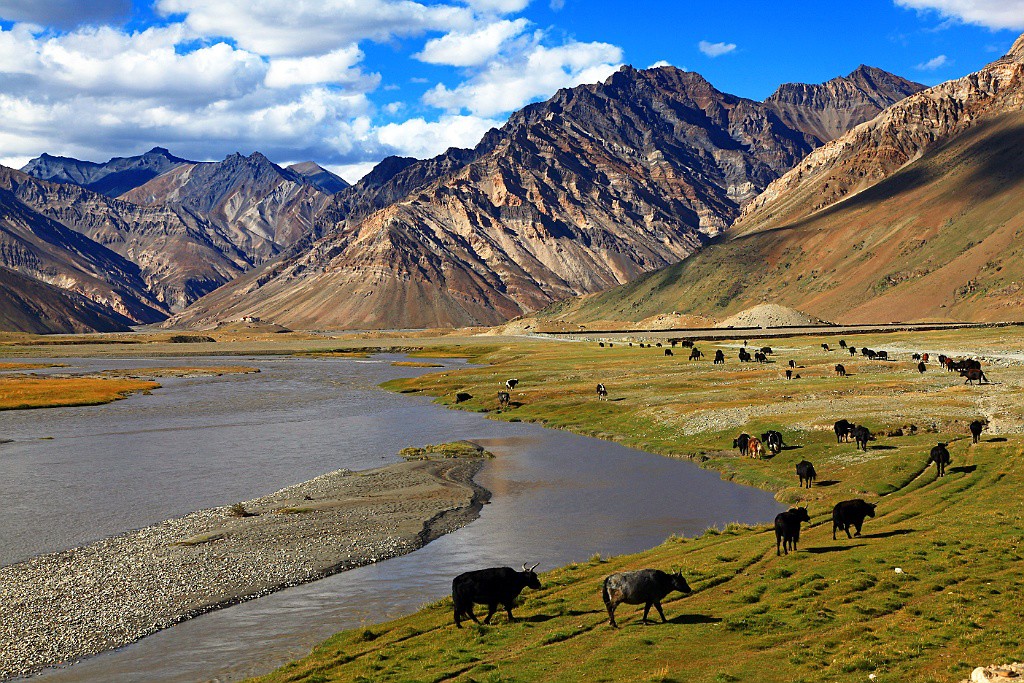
[
  {"left": 698, "top": 40, "right": 737, "bottom": 57},
  {"left": 415, "top": 18, "right": 529, "bottom": 66},
  {"left": 895, "top": 0, "right": 1024, "bottom": 29},
  {"left": 375, "top": 114, "right": 502, "bottom": 158},
  {"left": 423, "top": 39, "right": 623, "bottom": 117},
  {"left": 156, "top": 0, "right": 475, "bottom": 56},
  {"left": 916, "top": 54, "right": 948, "bottom": 69}
]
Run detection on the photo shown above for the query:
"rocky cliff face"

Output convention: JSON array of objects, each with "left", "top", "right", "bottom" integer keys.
[
  {"left": 765, "top": 66, "right": 925, "bottom": 144},
  {"left": 738, "top": 37, "right": 1024, "bottom": 232},
  {"left": 121, "top": 152, "right": 331, "bottom": 263},
  {"left": 21, "top": 147, "right": 193, "bottom": 197},
  {"left": 175, "top": 64, "right": 917, "bottom": 330}
]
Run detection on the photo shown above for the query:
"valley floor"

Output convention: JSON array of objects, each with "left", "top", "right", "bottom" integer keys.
[{"left": 242, "top": 327, "right": 1024, "bottom": 683}]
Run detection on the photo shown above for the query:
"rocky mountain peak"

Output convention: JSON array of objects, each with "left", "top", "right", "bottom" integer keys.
[{"left": 1009, "top": 32, "right": 1024, "bottom": 61}]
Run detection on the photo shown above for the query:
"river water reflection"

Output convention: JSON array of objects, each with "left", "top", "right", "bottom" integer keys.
[{"left": 1, "top": 354, "right": 782, "bottom": 682}]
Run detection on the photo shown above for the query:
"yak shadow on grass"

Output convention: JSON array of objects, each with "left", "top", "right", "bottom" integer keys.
[
  {"left": 870, "top": 445, "right": 899, "bottom": 451},
  {"left": 780, "top": 445, "right": 803, "bottom": 451},
  {"left": 804, "top": 545, "right": 864, "bottom": 554},
  {"left": 815, "top": 480, "right": 840, "bottom": 487},
  {"left": 859, "top": 529, "right": 914, "bottom": 539},
  {"left": 987, "top": 437, "right": 1007, "bottom": 443},
  {"left": 668, "top": 614, "right": 722, "bottom": 625},
  {"left": 949, "top": 465, "right": 978, "bottom": 474},
  {"left": 519, "top": 614, "right": 558, "bottom": 624}
]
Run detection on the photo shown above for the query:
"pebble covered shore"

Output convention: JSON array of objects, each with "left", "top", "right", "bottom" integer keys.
[{"left": 0, "top": 457, "right": 489, "bottom": 680}]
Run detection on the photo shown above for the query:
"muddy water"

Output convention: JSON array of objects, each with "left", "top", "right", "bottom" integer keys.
[{"left": 1, "top": 355, "right": 782, "bottom": 682}]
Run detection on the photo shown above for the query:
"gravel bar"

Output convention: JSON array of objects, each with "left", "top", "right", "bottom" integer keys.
[{"left": 0, "top": 457, "right": 490, "bottom": 680}]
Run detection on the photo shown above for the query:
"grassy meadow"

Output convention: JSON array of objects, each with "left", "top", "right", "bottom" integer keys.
[
  {"left": 0, "top": 375, "right": 159, "bottom": 410},
  {"left": 249, "top": 327, "right": 1024, "bottom": 683}
]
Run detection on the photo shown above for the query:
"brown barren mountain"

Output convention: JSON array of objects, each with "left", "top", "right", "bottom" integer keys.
[
  {"left": 0, "top": 168, "right": 249, "bottom": 311},
  {"left": 171, "top": 64, "right": 920, "bottom": 330},
  {"left": 0, "top": 266, "right": 134, "bottom": 333},
  {"left": 0, "top": 181, "right": 166, "bottom": 324},
  {"left": 541, "top": 37, "right": 1024, "bottom": 325}
]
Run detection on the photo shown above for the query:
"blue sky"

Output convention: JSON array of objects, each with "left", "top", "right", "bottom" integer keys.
[{"left": 0, "top": 0, "right": 1020, "bottom": 181}]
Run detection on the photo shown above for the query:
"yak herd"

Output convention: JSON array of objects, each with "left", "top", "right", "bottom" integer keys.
[{"left": 451, "top": 337, "right": 996, "bottom": 629}]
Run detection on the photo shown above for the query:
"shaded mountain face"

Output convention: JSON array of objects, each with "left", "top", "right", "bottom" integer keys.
[
  {"left": 0, "top": 168, "right": 250, "bottom": 312},
  {"left": 0, "top": 182, "right": 166, "bottom": 324},
  {"left": 0, "top": 266, "right": 134, "bottom": 334},
  {"left": 765, "top": 66, "right": 926, "bottom": 144},
  {"left": 121, "top": 152, "right": 331, "bottom": 263},
  {"left": 540, "top": 39, "right": 1024, "bottom": 326},
  {"left": 286, "top": 162, "right": 350, "bottom": 194},
  {"left": 21, "top": 147, "right": 193, "bottom": 197},
  {"left": 173, "top": 64, "right": 918, "bottom": 330}
]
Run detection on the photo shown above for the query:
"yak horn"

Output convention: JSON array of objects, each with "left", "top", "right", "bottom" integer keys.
[{"left": 528, "top": 562, "right": 539, "bottom": 572}]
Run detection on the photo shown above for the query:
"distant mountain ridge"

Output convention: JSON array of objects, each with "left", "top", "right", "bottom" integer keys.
[
  {"left": 765, "top": 65, "right": 925, "bottom": 144},
  {"left": 169, "top": 63, "right": 923, "bottom": 330},
  {"left": 120, "top": 151, "right": 332, "bottom": 264},
  {"left": 22, "top": 147, "right": 194, "bottom": 197}
]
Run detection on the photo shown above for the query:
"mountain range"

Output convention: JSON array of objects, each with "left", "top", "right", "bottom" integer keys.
[
  {"left": 166, "top": 65, "right": 923, "bottom": 330},
  {"left": 0, "top": 58, "right": 944, "bottom": 333},
  {"left": 543, "top": 35, "right": 1024, "bottom": 326}
]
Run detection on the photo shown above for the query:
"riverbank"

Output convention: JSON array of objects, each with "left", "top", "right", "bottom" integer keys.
[
  {"left": 0, "top": 455, "right": 490, "bottom": 680},
  {"left": 248, "top": 327, "right": 1024, "bottom": 683}
]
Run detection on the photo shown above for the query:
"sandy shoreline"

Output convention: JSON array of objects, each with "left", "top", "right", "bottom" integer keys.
[{"left": 0, "top": 456, "right": 490, "bottom": 680}]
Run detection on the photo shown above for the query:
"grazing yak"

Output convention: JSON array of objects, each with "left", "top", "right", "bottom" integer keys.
[
  {"left": 505, "top": 378, "right": 519, "bottom": 391},
  {"left": 839, "top": 340, "right": 847, "bottom": 348},
  {"left": 834, "top": 419, "right": 855, "bottom": 444},
  {"left": 876, "top": 350, "right": 889, "bottom": 361},
  {"left": 961, "top": 368, "right": 988, "bottom": 385},
  {"left": 821, "top": 343, "right": 831, "bottom": 351},
  {"left": 452, "top": 563, "right": 541, "bottom": 627},
  {"left": 775, "top": 507, "right": 811, "bottom": 555},
  {"left": 738, "top": 349, "right": 752, "bottom": 362},
  {"left": 664, "top": 348, "right": 673, "bottom": 356},
  {"left": 796, "top": 460, "right": 816, "bottom": 488},
  {"left": 928, "top": 443, "right": 951, "bottom": 477},
  {"left": 761, "top": 430, "right": 784, "bottom": 455},
  {"left": 912, "top": 353, "right": 921, "bottom": 361},
  {"left": 596, "top": 383, "right": 608, "bottom": 400},
  {"left": 788, "top": 360, "right": 796, "bottom": 368},
  {"left": 733, "top": 433, "right": 750, "bottom": 457},
  {"left": 969, "top": 419, "right": 988, "bottom": 444},
  {"left": 922, "top": 353, "right": 929, "bottom": 362},
  {"left": 497, "top": 391, "right": 511, "bottom": 408},
  {"left": 755, "top": 352, "right": 768, "bottom": 363},
  {"left": 853, "top": 425, "right": 872, "bottom": 452},
  {"left": 689, "top": 348, "right": 704, "bottom": 361},
  {"left": 785, "top": 369, "right": 793, "bottom": 380},
  {"left": 918, "top": 362, "right": 927, "bottom": 374},
  {"left": 455, "top": 392, "right": 473, "bottom": 404},
  {"left": 832, "top": 499, "right": 876, "bottom": 540},
  {"left": 714, "top": 349, "right": 725, "bottom": 364},
  {"left": 835, "top": 364, "right": 846, "bottom": 377},
  {"left": 602, "top": 569, "right": 691, "bottom": 628},
  {"left": 747, "top": 436, "right": 765, "bottom": 459},
  {"left": 848, "top": 346, "right": 857, "bottom": 357},
  {"left": 760, "top": 346, "right": 774, "bottom": 356}
]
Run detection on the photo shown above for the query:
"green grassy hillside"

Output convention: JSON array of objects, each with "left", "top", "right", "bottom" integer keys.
[
  {"left": 249, "top": 329, "right": 1024, "bottom": 683},
  {"left": 539, "top": 113, "right": 1024, "bottom": 326}
]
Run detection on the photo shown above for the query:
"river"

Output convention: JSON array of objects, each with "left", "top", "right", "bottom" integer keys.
[{"left": 0, "top": 354, "right": 782, "bottom": 682}]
